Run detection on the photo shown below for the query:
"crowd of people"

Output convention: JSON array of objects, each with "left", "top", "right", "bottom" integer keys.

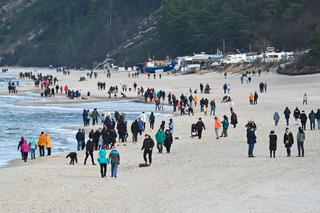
[
  {"left": 12, "top": 68, "right": 318, "bottom": 181},
  {"left": 17, "top": 132, "right": 52, "bottom": 162}
]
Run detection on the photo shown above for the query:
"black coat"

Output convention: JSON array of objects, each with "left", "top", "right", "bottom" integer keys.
[
  {"left": 164, "top": 132, "right": 173, "bottom": 147},
  {"left": 283, "top": 132, "right": 294, "bottom": 148},
  {"left": 93, "top": 130, "right": 100, "bottom": 142},
  {"left": 141, "top": 138, "right": 155, "bottom": 151},
  {"left": 131, "top": 121, "right": 139, "bottom": 134},
  {"left": 269, "top": 134, "right": 277, "bottom": 151},
  {"left": 231, "top": 113, "right": 238, "bottom": 125},
  {"left": 196, "top": 121, "right": 205, "bottom": 131},
  {"left": 86, "top": 140, "right": 94, "bottom": 152},
  {"left": 300, "top": 113, "right": 307, "bottom": 123},
  {"left": 284, "top": 108, "right": 291, "bottom": 119},
  {"left": 293, "top": 109, "right": 300, "bottom": 119}
]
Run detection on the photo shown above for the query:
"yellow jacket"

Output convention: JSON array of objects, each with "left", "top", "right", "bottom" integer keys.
[
  {"left": 45, "top": 134, "right": 52, "bottom": 148},
  {"left": 194, "top": 96, "right": 198, "bottom": 103},
  {"left": 38, "top": 134, "right": 47, "bottom": 146}
]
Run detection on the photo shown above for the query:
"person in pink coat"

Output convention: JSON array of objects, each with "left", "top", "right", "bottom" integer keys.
[{"left": 21, "top": 139, "right": 30, "bottom": 162}]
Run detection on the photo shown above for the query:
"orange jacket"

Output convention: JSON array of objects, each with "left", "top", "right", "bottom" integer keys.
[
  {"left": 215, "top": 118, "right": 221, "bottom": 129},
  {"left": 38, "top": 134, "right": 47, "bottom": 146}
]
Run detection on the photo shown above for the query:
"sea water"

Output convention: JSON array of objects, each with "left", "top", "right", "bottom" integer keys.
[{"left": 0, "top": 73, "right": 170, "bottom": 166}]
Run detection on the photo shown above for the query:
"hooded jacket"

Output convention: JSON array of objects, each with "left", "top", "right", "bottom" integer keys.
[
  {"left": 38, "top": 134, "right": 47, "bottom": 146},
  {"left": 45, "top": 134, "right": 52, "bottom": 148},
  {"left": 109, "top": 150, "right": 120, "bottom": 165},
  {"left": 269, "top": 133, "right": 277, "bottom": 151},
  {"left": 155, "top": 130, "right": 166, "bottom": 144},
  {"left": 97, "top": 149, "right": 109, "bottom": 164}
]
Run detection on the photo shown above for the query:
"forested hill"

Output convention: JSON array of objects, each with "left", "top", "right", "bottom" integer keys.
[{"left": 0, "top": 0, "right": 319, "bottom": 67}]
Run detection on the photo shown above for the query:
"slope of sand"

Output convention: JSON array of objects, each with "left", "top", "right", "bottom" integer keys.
[{"left": 1, "top": 68, "right": 320, "bottom": 212}]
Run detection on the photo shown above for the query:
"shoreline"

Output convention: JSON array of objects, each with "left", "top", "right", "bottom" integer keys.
[
  {"left": 0, "top": 82, "right": 174, "bottom": 167},
  {"left": 1, "top": 67, "right": 320, "bottom": 212}
]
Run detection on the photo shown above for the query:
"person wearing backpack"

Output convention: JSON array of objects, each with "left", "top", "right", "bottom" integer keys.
[
  {"left": 97, "top": 145, "right": 109, "bottom": 178},
  {"left": 220, "top": 115, "right": 229, "bottom": 137}
]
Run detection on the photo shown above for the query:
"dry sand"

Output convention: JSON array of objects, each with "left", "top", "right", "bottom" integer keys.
[{"left": 0, "top": 67, "right": 320, "bottom": 212}]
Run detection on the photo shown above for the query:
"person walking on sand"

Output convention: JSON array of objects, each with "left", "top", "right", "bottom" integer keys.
[
  {"left": 303, "top": 93, "right": 308, "bottom": 105},
  {"left": 164, "top": 129, "right": 173, "bottom": 153},
  {"left": 149, "top": 112, "right": 155, "bottom": 130},
  {"left": 309, "top": 110, "right": 316, "bottom": 130},
  {"left": 210, "top": 99, "right": 216, "bottom": 116},
  {"left": 131, "top": 119, "right": 139, "bottom": 143},
  {"left": 84, "top": 139, "right": 96, "bottom": 165},
  {"left": 283, "top": 127, "right": 294, "bottom": 157},
  {"left": 284, "top": 107, "right": 291, "bottom": 126},
  {"left": 21, "top": 138, "right": 30, "bottom": 162},
  {"left": 17, "top": 137, "right": 25, "bottom": 160},
  {"left": 297, "top": 127, "right": 305, "bottom": 157},
  {"left": 254, "top": 92, "right": 258, "bottom": 105},
  {"left": 214, "top": 116, "right": 221, "bottom": 139},
  {"left": 316, "top": 109, "right": 320, "bottom": 130},
  {"left": 97, "top": 145, "right": 109, "bottom": 178},
  {"left": 249, "top": 92, "right": 254, "bottom": 105},
  {"left": 169, "top": 119, "right": 174, "bottom": 134},
  {"left": 109, "top": 146, "right": 120, "bottom": 178},
  {"left": 247, "top": 127, "right": 257, "bottom": 158},
  {"left": 293, "top": 107, "right": 300, "bottom": 125},
  {"left": 38, "top": 132, "right": 46, "bottom": 157},
  {"left": 141, "top": 134, "right": 155, "bottom": 165},
  {"left": 300, "top": 111, "right": 307, "bottom": 131},
  {"left": 220, "top": 115, "right": 229, "bottom": 137},
  {"left": 231, "top": 111, "right": 238, "bottom": 128},
  {"left": 76, "top": 129, "right": 84, "bottom": 151},
  {"left": 29, "top": 137, "right": 37, "bottom": 160},
  {"left": 45, "top": 133, "right": 52, "bottom": 156},
  {"left": 273, "top": 112, "right": 280, "bottom": 126},
  {"left": 196, "top": 118, "right": 206, "bottom": 139},
  {"left": 155, "top": 128, "right": 166, "bottom": 154},
  {"left": 91, "top": 108, "right": 100, "bottom": 125},
  {"left": 269, "top": 130, "right": 277, "bottom": 158}
]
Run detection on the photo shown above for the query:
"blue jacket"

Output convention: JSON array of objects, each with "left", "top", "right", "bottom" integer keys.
[
  {"left": 98, "top": 149, "right": 109, "bottom": 164},
  {"left": 222, "top": 119, "right": 229, "bottom": 129},
  {"left": 247, "top": 130, "right": 257, "bottom": 144}
]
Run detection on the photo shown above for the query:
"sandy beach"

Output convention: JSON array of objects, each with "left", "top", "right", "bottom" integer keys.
[{"left": 0, "top": 68, "right": 320, "bottom": 212}]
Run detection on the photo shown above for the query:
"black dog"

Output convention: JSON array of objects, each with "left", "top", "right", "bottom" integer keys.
[{"left": 66, "top": 152, "right": 78, "bottom": 165}]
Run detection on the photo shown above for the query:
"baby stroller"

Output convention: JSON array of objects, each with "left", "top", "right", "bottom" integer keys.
[{"left": 191, "top": 123, "right": 198, "bottom": 137}]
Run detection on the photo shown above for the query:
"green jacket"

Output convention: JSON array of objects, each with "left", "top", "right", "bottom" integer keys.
[
  {"left": 155, "top": 130, "right": 166, "bottom": 144},
  {"left": 297, "top": 132, "right": 305, "bottom": 142}
]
